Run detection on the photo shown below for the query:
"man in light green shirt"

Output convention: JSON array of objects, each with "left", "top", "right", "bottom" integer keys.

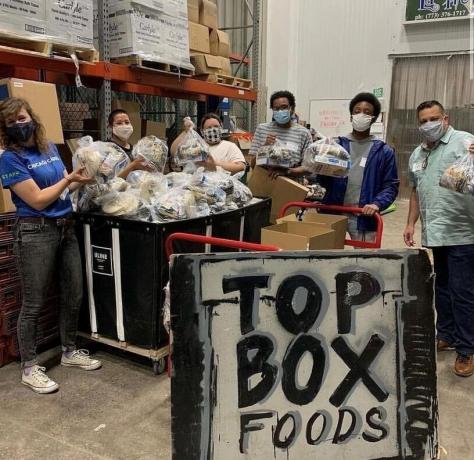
[{"left": 404, "top": 100, "right": 474, "bottom": 378}]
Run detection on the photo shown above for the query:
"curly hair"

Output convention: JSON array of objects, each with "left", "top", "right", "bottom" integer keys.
[
  {"left": 349, "top": 92, "right": 382, "bottom": 119},
  {"left": 270, "top": 90, "right": 296, "bottom": 110},
  {"left": 0, "top": 97, "right": 49, "bottom": 153}
]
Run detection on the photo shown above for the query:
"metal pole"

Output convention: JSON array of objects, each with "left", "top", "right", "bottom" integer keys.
[
  {"left": 98, "top": 0, "right": 111, "bottom": 140},
  {"left": 251, "top": 0, "right": 260, "bottom": 131}
]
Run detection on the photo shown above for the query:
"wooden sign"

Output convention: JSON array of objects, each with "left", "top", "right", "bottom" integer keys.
[{"left": 170, "top": 250, "right": 438, "bottom": 460}]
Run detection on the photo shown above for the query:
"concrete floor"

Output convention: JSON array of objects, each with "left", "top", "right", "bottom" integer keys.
[{"left": 0, "top": 200, "right": 472, "bottom": 459}]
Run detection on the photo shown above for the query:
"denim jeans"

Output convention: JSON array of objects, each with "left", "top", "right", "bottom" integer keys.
[
  {"left": 432, "top": 244, "right": 474, "bottom": 356},
  {"left": 14, "top": 220, "right": 83, "bottom": 367},
  {"left": 346, "top": 215, "right": 376, "bottom": 243}
]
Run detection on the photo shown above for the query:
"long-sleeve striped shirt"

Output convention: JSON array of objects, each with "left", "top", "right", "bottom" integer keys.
[{"left": 249, "top": 121, "right": 313, "bottom": 167}]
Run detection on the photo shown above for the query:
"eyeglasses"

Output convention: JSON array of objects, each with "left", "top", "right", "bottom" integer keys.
[{"left": 422, "top": 151, "right": 432, "bottom": 170}]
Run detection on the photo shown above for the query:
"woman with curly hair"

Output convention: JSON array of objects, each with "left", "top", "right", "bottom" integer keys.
[{"left": 0, "top": 97, "right": 101, "bottom": 394}]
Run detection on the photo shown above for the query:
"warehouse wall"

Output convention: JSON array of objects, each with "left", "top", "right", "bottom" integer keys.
[{"left": 263, "top": 0, "right": 471, "bottom": 122}]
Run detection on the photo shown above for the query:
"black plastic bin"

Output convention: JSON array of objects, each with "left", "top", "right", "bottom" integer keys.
[{"left": 75, "top": 198, "right": 271, "bottom": 351}]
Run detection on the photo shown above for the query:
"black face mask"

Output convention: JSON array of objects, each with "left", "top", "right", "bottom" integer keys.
[{"left": 6, "top": 121, "right": 36, "bottom": 143}]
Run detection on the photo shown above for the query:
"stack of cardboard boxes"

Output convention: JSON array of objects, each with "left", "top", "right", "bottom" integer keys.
[
  {"left": 188, "top": 0, "right": 232, "bottom": 77},
  {"left": 0, "top": 0, "right": 95, "bottom": 51}
]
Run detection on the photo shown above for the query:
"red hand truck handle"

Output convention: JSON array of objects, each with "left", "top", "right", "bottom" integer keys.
[
  {"left": 165, "top": 232, "right": 280, "bottom": 261},
  {"left": 278, "top": 202, "right": 383, "bottom": 249}
]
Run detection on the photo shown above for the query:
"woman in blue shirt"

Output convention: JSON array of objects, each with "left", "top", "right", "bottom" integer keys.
[{"left": 0, "top": 97, "right": 102, "bottom": 394}]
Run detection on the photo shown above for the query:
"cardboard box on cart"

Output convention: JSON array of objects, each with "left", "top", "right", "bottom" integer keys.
[
  {"left": 261, "top": 221, "right": 336, "bottom": 251},
  {"left": 277, "top": 211, "right": 348, "bottom": 249},
  {"left": 0, "top": 185, "right": 15, "bottom": 213}
]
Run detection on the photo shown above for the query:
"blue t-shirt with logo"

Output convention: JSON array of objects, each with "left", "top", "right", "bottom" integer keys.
[{"left": 0, "top": 144, "right": 72, "bottom": 217}]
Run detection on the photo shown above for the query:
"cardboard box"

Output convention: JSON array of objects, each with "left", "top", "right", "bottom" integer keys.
[
  {"left": 0, "top": 184, "right": 15, "bottom": 213},
  {"left": 277, "top": 210, "right": 348, "bottom": 249},
  {"left": 187, "top": 0, "right": 199, "bottom": 23},
  {"left": 261, "top": 222, "right": 336, "bottom": 251},
  {"left": 247, "top": 166, "right": 274, "bottom": 198},
  {"left": 309, "top": 156, "right": 350, "bottom": 177},
  {"left": 188, "top": 21, "right": 210, "bottom": 54},
  {"left": 190, "top": 53, "right": 222, "bottom": 75},
  {"left": 109, "top": 3, "right": 193, "bottom": 70},
  {"left": 110, "top": 0, "right": 187, "bottom": 19},
  {"left": 218, "top": 56, "right": 231, "bottom": 76},
  {"left": 141, "top": 119, "right": 167, "bottom": 140},
  {"left": 199, "top": 0, "right": 217, "bottom": 29},
  {"left": 270, "top": 176, "right": 309, "bottom": 223},
  {"left": 210, "top": 29, "right": 230, "bottom": 57},
  {"left": 0, "top": 79, "right": 64, "bottom": 144},
  {"left": 112, "top": 99, "right": 141, "bottom": 145}
]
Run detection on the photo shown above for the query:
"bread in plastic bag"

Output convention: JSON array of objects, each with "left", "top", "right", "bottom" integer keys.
[
  {"left": 302, "top": 137, "right": 351, "bottom": 177},
  {"left": 101, "top": 190, "right": 141, "bottom": 216},
  {"left": 132, "top": 136, "right": 168, "bottom": 173},
  {"left": 175, "top": 117, "right": 209, "bottom": 165},
  {"left": 126, "top": 171, "right": 168, "bottom": 202},
  {"left": 440, "top": 140, "right": 474, "bottom": 195}
]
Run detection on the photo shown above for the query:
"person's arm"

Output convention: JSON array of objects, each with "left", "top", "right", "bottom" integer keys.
[
  {"left": 117, "top": 158, "right": 153, "bottom": 179},
  {"left": 10, "top": 168, "right": 91, "bottom": 211},
  {"left": 214, "top": 159, "right": 245, "bottom": 174},
  {"left": 363, "top": 145, "right": 400, "bottom": 216},
  {"left": 403, "top": 187, "right": 420, "bottom": 247}
]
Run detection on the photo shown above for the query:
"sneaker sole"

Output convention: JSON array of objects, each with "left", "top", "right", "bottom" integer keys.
[
  {"left": 61, "top": 361, "right": 102, "bottom": 371},
  {"left": 453, "top": 369, "right": 474, "bottom": 377},
  {"left": 22, "top": 381, "right": 59, "bottom": 394}
]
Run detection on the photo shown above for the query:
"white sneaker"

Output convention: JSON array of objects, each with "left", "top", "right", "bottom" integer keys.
[
  {"left": 22, "top": 366, "right": 59, "bottom": 394},
  {"left": 61, "top": 349, "right": 102, "bottom": 370}
]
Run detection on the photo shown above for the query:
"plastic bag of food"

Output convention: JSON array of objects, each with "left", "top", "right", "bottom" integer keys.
[
  {"left": 230, "top": 176, "right": 253, "bottom": 207},
  {"left": 155, "top": 188, "right": 195, "bottom": 221},
  {"left": 132, "top": 136, "right": 168, "bottom": 173},
  {"left": 175, "top": 117, "right": 209, "bottom": 165},
  {"left": 100, "top": 190, "right": 141, "bottom": 216},
  {"left": 302, "top": 138, "right": 351, "bottom": 177},
  {"left": 256, "top": 139, "right": 293, "bottom": 168},
  {"left": 166, "top": 171, "right": 192, "bottom": 188},
  {"left": 73, "top": 142, "right": 107, "bottom": 179},
  {"left": 126, "top": 171, "right": 168, "bottom": 202},
  {"left": 440, "top": 140, "right": 474, "bottom": 195},
  {"left": 98, "top": 143, "right": 129, "bottom": 178}
]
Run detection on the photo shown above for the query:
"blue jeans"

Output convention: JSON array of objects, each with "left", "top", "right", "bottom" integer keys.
[
  {"left": 432, "top": 244, "right": 474, "bottom": 356},
  {"left": 346, "top": 215, "right": 376, "bottom": 243},
  {"left": 14, "top": 219, "right": 83, "bottom": 367}
]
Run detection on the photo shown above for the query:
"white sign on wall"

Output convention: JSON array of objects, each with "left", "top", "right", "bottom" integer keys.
[
  {"left": 309, "top": 99, "right": 351, "bottom": 139},
  {"left": 171, "top": 250, "right": 438, "bottom": 460}
]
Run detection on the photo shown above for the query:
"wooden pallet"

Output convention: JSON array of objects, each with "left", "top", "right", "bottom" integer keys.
[
  {"left": 111, "top": 56, "right": 194, "bottom": 76},
  {"left": 194, "top": 73, "right": 253, "bottom": 89},
  {"left": 0, "top": 32, "right": 99, "bottom": 62}
]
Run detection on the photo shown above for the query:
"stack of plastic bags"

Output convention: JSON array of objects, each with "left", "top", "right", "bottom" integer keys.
[{"left": 302, "top": 137, "right": 351, "bottom": 177}]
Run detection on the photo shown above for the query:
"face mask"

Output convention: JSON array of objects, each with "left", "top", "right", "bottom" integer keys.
[
  {"left": 351, "top": 113, "right": 373, "bottom": 132},
  {"left": 202, "top": 126, "right": 222, "bottom": 145},
  {"left": 419, "top": 120, "right": 445, "bottom": 143},
  {"left": 273, "top": 109, "right": 291, "bottom": 125},
  {"left": 6, "top": 121, "right": 35, "bottom": 143},
  {"left": 113, "top": 125, "right": 133, "bottom": 141}
]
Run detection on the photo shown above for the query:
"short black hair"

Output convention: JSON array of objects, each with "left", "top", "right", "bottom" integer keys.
[
  {"left": 108, "top": 109, "right": 129, "bottom": 126},
  {"left": 270, "top": 90, "right": 296, "bottom": 110},
  {"left": 416, "top": 100, "right": 445, "bottom": 116},
  {"left": 349, "top": 92, "right": 381, "bottom": 119},
  {"left": 200, "top": 112, "right": 222, "bottom": 130}
]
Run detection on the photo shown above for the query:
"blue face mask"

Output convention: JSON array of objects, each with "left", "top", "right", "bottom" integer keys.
[{"left": 273, "top": 109, "right": 291, "bottom": 125}]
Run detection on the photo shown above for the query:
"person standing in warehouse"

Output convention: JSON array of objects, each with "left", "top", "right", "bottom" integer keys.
[
  {"left": 0, "top": 97, "right": 102, "bottom": 394},
  {"left": 317, "top": 92, "right": 399, "bottom": 242},
  {"left": 404, "top": 100, "right": 474, "bottom": 377},
  {"left": 249, "top": 90, "right": 312, "bottom": 177}
]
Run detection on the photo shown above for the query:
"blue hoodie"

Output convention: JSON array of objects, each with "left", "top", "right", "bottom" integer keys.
[{"left": 317, "top": 136, "right": 399, "bottom": 232}]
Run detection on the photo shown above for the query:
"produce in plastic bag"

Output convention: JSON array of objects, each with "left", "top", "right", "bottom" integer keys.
[
  {"left": 101, "top": 190, "right": 141, "bottom": 216},
  {"left": 175, "top": 117, "right": 209, "bottom": 165},
  {"left": 132, "top": 136, "right": 168, "bottom": 173},
  {"left": 302, "top": 138, "right": 351, "bottom": 177},
  {"left": 440, "top": 140, "right": 474, "bottom": 194},
  {"left": 126, "top": 171, "right": 168, "bottom": 202},
  {"left": 256, "top": 139, "right": 293, "bottom": 168}
]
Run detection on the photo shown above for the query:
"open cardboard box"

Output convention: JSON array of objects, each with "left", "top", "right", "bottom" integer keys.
[
  {"left": 277, "top": 210, "right": 348, "bottom": 249},
  {"left": 0, "top": 184, "right": 15, "bottom": 213},
  {"left": 261, "top": 221, "right": 336, "bottom": 251}
]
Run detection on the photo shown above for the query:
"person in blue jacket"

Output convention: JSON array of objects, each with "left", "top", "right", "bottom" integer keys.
[
  {"left": 317, "top": 93, "right": 399, "bottom": 242},
  {"left": 0, "top": 97, "right": 102, "bottom": 394}
]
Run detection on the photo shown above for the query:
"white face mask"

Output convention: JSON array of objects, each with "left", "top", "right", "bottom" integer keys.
[
  {"left": 113, "top": 124, "right": 133, "bottom": 141},
  {"left": 351, "top": 113, "right": 373, "bottom": 132},
  {"left": 419, "top": 120, "right": 445, "bottom": 143}
]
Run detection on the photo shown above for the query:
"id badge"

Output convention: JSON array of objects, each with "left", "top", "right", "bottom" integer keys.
[{"left": 412, "top": 162, "right": 424, "bottom": 173}]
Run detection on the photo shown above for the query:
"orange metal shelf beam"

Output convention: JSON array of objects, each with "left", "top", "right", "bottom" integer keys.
[{"left": 0, "top": 50, "right": 257, "bottom": 102}]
